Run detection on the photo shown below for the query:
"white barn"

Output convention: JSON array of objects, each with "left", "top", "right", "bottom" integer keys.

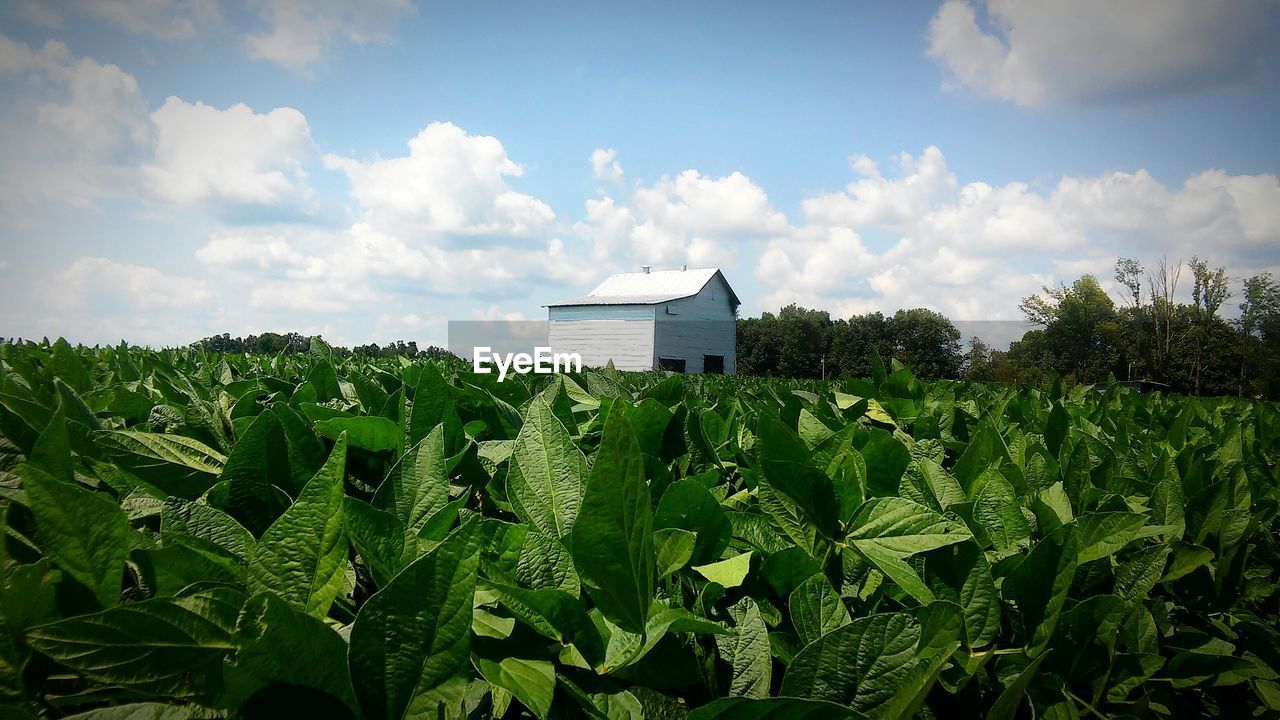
[{"left": 547, "top": 266, "right": 740, "bottom": 373}]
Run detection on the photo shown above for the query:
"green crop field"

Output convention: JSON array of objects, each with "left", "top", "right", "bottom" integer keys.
[{"left": 0, "top": 338, "right": 1277, "bottom": 719}]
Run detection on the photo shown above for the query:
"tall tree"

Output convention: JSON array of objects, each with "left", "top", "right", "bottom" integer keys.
[
  {"left": 1188, "top": 257, "right": 1231, "bottom": 395},
  {"left": 1238, "top": 272, "right": 1280, "bottom": 397},
  {"left": 1145, "top": 256, "right": 1182, "bottom": 381},
  {"left": 1019, "top": 275, "right": 1120, "bottom": 382},
  {"left": 886, "top": 308, "right": 962, "bottom": 379}
]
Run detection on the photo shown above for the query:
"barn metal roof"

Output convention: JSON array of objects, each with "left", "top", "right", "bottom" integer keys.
[{"left": 547, "top": 267, "right": 740, "bottom": 308}]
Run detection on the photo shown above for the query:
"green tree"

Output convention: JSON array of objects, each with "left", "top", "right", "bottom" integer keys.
[
  {"left": 1018, "top": 275, "right": 1121, "bottom": 383},
  {"left": 1238, "top": 272, "right": 1280, "bottom": 398},
  {"left": 885, "top": 308, "right": 962, "bottom": 379},
  {"left": 829, "top": 312, "right": 890, "bottom": 379},
  {"left": 1188, "top": 257, "right": 1231, "bottom": 395}
]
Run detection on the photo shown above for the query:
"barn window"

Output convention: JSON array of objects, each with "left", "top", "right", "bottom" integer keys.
[
  {"left": 703, "top": 355, "right": 725, "bottom": 374},
  {"left": 658, "top": 357, "right": 686, "bottom": 373}
]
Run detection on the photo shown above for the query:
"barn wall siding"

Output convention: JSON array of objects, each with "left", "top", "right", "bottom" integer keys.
[
  {"left": 548, "top": 318, "right": 656, "bottom": 371},
  {"left": 653, "top": 275, "right": 737, "bottom": 375}
]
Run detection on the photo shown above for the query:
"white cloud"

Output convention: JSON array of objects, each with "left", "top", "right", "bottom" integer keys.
[
  {"left": 635, "top": 170, "right": 788, "bottom": 238},
  {"left": 193, "top": 171, "right": 596, "bottom": 321},
  {"left": 201, "top": 223, "right": 595, "bottom": 318},
  {"left": 756, "top": 146, "right": 1280, "bottom": 322},
  {"left": 0, "top": 34, "right": 36, "bottom": 73},
  {"left": 145, "top": 97, "right": 316, "bottom": 206},
  {"left": 56, "top": 257, "right": 214, "bottom": 311},
  {"left": 803, "top": 148, "right": 956, "bottom": 229},
  {"left": 0, "top": 38, "right": 150, "bottom": 223},
  {"left": 7, "top": 1, "right": 220, "bottom": 38},
  {"left": 325, "top": 122, "right": 555, "bottom": 238},
  {"left": 11, "top": 1, "right": 65, "bottom": 28},
  {"left": 591, "top": 148, "right": 623, "bottom": 183},
  {"left": 369, "top": 311, "right": 446, "bottom": 345},
  {"left": 82, "top": 0, "right": 221, "bottom": 40},
  {"left": 472, "top": 305, "right": 527, "bottom": 321},
  {"left": 0, "top": 37, "right": 319, "bottom": 223},
  {"left": 245, "top": 0, "right": 414, "bottom": 72},
  {"left": 927, "top": 0, "right": 1276, "bottom": 106},
  {"left": 195, "top": 226, "right": 309, "bottom": 270},
  {"left": 575, "top": 168, "right": 787, "bottom": 269},
  {"left": 28, "top": 42, "right": 151, "bottom": 159}
]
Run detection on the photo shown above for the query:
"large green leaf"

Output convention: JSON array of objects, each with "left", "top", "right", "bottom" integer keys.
[
  {"left": 569, "top": 402, "right": 655, "bottom": 634},
  {"left": 349, "top": 518, "right": 481, "bottom": 720},
  {"left": 789, "top": 574, "right": 851, "bottom": 648},
  {"left": 858, "top": 428, "right": 911, "bottom": 497},
  {"left": 406, "top": 363, "right": 463, "bottom": 451},
  {"left": 972, "top": 470, "right": 1031, "bottom": 553},
  {"left": 756, "top": 412, "right": 837, "bottom": 536},
  {"left": 25, "top": 589, "right": 242, "bottom": 697},
  {"left": 485, "top": 582, "right": 605, "bottom": 669},
  {"left": 1006, "top": 525, "right": 1078, "bottom": 657},
  {"left": 846, "top": 496, "right": 971, "bottom": 599},
  {"left": 474, "top": 656, "right": 555, "bottom": 720},
  {"left": 715, "top": 598, "right": 771, "bottom": 698},
  {"left": 219, "top": 410, "right": 291, "bottom": 536},
  {"left": 654, "top": 478, "right": 733, "bottom": 565},
  {"left": 160, "top": 498, "right": 254, "bottom": 563},
  {"left": 900, "top": 459, "right": 965, "bottom": 513},
  {"left": 223, "top": 592, "right": 358, "bottom": 714},
  {"left": 98, "top": 430, "right": 226, "bottom": 498},
  {"left": 247, "top": 434, "right": 348, "bottom": 618},
  {"left": 344, "top": 497, "right": 406, "bottom": 588},
  {"left": 516, "top": 529, "right": 580, "bottom": 594},
  {"left": 1076, "top": 512, "right": 1146, "bottom": 564},
  {"left": 925, "top": 542, "right": 999, "bottom": 649},
  {"left": 20, "top": 463, "right": 131, "bottom": 607},
  {"left": 315, "top": 415, "right": 402, "bottom": 453},
  {"left": 270, "top": 402, "right": 326, "bottom": 494},
  {"left": 506, "top": 397, "right": 586, "bottom": 539},
  {"left": 27, "top": 409, "right": 74, "bottom": 483},
  {"left": 693, "top": 551, "right": 753, "bottom": 589},
  {"left": 781, "top": 612, "right": 922, "bottom": 711},
  {"left": 62, "top": 703, "right": 223, "bottom": 719},
  {"left": 1114, "top": 544, "right": 1170, "bottom": 602},
  {"left": 49, "top": 338, "right": 91, "bottom": 393},
  {"left": 375, "top": 424, "right": 450, "bottom": 538},
  {"left": 653, "top": 527, "right": 696, "bottom": 577}
]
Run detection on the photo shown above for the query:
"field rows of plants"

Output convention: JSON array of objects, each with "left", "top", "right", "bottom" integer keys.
[{"left": 0, "top": 339, "right": 1277, "bottom": 718}]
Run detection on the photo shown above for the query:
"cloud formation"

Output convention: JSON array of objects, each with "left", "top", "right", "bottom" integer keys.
[
  {"left": 591, "top": 148, "right": 623, "bottom": 184},
  {"left": 245, "top": 0, "right": 414, "bottom": 72},
  {"left": 146, "top": 98, "right": 316, "bottom": 206},
  {"left": 927, "top": 0, "right": 1276, "bottom": 105},
  {"left": 324, "top": 122, "right": 555, "bottom": 238},
  {"left": 575, "top": 152, "right": 788, "bottom": 270},
  {"left": 16, "top": 0, "right": 221, "bottom": 40},
  {"left": 0, "top": 35, "right": 321, "bottom": 222},
  {"left": 0, "top": 38, "right": 150, "bottom": 221},
  {"left": 755, "top": 147, "right": 1280, "bottom": 322}
]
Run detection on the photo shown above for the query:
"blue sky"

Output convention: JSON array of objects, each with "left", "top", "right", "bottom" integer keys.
[{"left": 1, "top": 0, "right": 1277, "bottom": 348}]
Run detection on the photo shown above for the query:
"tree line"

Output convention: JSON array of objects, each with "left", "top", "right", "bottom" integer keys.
[
  {"left": 189, "top": 333, "right": 456, "bottom": 361},
  {"left": 737, "top": 257, "right": 1280, "bottom": 399}
]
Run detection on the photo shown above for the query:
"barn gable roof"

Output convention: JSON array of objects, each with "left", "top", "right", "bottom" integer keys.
[{"left": 548, "top": 267, "right": 740, "bottom": 309}]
